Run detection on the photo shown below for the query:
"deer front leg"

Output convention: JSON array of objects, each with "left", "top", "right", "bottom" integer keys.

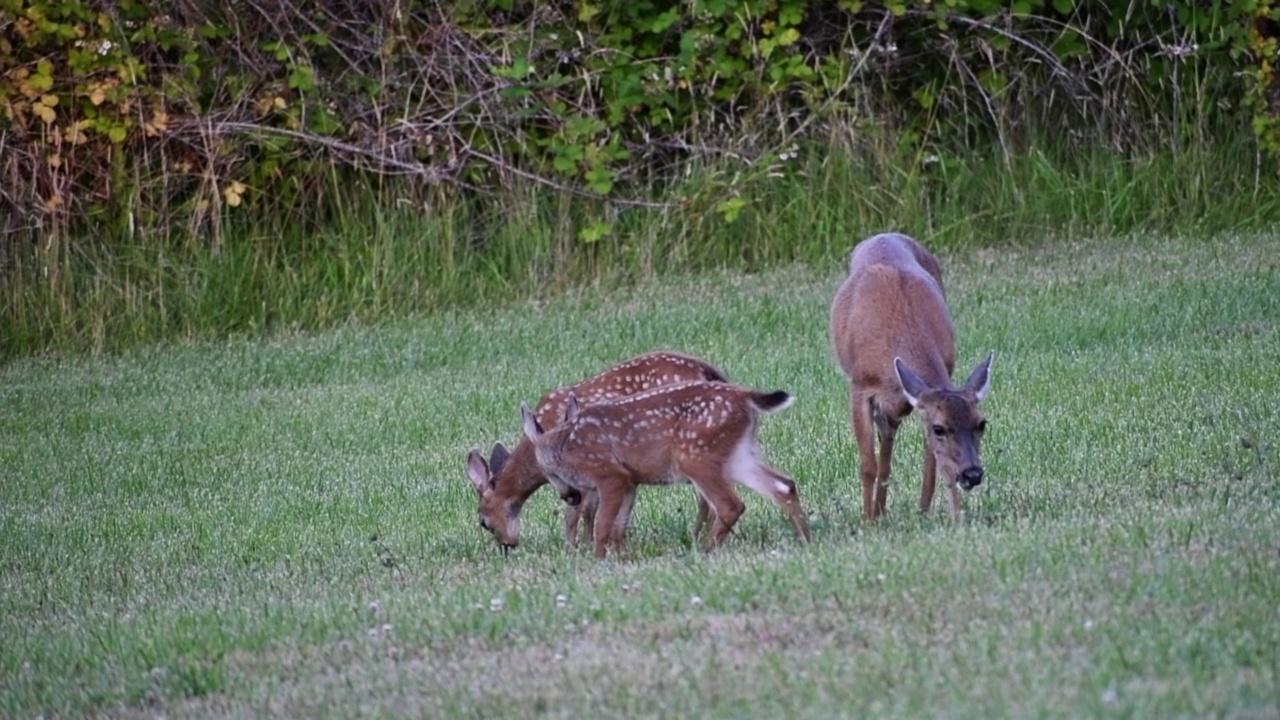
[
  {"left": 946, "top": 481, "right": 963, "bottom": 519},
  {"left": 611, "top": 487, "right": 638, "bottom": 555},
  {"left": 920, "top": 445, "right": 938, "bottom": 513},
  {"left": 592, "top": 481, "right": 627, "bottom": 559},
  {"left": 580, "top": 489, "right": 598, "bottom": 546},
  {"left": 851, "top": 392, "right": 879, "bottom": 522},
  {"left": 564, "top": 503, "right": 583, "bottom": 547},
  {"left": 873, "top": 421, "right": 897, "bottom": 519}
]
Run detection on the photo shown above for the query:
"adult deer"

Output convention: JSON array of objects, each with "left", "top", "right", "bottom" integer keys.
[
  {"left": 521, "top": 380, "right": 811, "bottom": 559},
  {"left": 829, "top": 232, "right": 993, "bottom": 520},
  {"left": 466, "top": 352, "right": 724, "bottom": 552}
]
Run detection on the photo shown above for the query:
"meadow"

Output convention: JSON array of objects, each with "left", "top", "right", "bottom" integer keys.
[{"left": 1, "top": 230, "right": 1277, "bottom": 718}]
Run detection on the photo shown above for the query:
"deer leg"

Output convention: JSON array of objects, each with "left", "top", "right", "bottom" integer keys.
[
  {"left": 592, "top": 482, "right": 626, "bottom": 559},
  {"left": 761, "top": 466, "right": 811, "bottom": 542},
  {"left": 580, "top": 489, "right": 598, "bottom": 547},
  {"left": 611, "top": 487, "right": 638, "bottom": 555},
  {"left": 563, "top": 502, "right": 582, "bottom": 547},
  {"left": 920, "top": 445, "right": 938, "bottom": 513},
  {"left": 946, "top": 481, "right": 964, "bottom": 519},
  {"left": 873, "top": 420, "right": 897, "bottom": 519},
  {"left": 682, "top": 457, "right": 744, "bottom": 551},
  {"left": 851, "top": 391, "right": 879, "bottom": 522},
  {"left": 691, "top": 491, "right": 712, "bottom": 543}
]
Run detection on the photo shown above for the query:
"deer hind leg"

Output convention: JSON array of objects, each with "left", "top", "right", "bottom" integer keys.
[
  {"left": 681, "top": 456, "right": 745, "bottom": 551},
  {"left": 760, "top": 465, "right": 810, "bottom": 542},
  {"left": 919, "top": 445, "right": 938, "bottom": 513},
  {"left": 851, "top": 391, "right": 879, "bottom": 521},
  {"left": 723, "top": 434, "right": 810, "bottom": 542},
  {"left": 690, "top": 491, "right": 712, "bottom": 544}
]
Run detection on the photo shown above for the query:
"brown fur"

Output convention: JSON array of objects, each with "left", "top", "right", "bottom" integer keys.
[
  {"left": 829, "top": 233, "right": 993, "bottom": 520},
  {"left": 467, "top": 352, "right": 725, "bottom": 550},
  {"left": 522, "top": 380, "right": 811, "bottom": 559}
]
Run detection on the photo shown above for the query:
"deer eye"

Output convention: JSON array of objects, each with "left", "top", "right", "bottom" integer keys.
[{"left": 931, "top": 425, "right": 947, "bottom": 437}]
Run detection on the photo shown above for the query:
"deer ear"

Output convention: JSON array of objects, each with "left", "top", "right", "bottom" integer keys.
[
  {"left": 563, "top": 393, "right": 580, "bottom": 423},
  {"left": 964, "top": 352, "right": 994, "bottom": 403},
  {"left": 489, "top": 442, "right": 510, "bottom": 475},
  {"left": 521, "top": 403, "right": 543, "bottom": 441},
  {"left": 894, "top": 357, "right": 929, "bottom": 408},
  {"left": 466, "top": 450, "right": 491, "bottom": 494}
]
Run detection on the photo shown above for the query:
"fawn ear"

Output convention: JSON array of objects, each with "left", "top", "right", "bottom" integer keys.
[
  {"left": 894, "top": 357, "right": 929, "bottom": 408},
  {"left": 521, "top": 403, "right": 543, "bottom": 441},
  {"left": 964, "top": 352, "right": 994, "bottom": 403},
  {"left": 489, "top": 442, "right": 510, "bottom": 475},
  {"left": 563, "top": 393, "right": 580, "bottom": 423},
  {"left": 466, "top": 450, "right": 491, "bottom": 494}
]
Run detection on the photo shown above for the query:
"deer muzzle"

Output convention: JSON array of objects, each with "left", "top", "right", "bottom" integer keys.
[{"left": 958, "top": 466, "right": 984, "bottom": 490}]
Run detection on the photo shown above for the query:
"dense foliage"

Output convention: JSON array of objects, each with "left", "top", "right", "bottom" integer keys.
[
  {"left": 1, "top": 1, "right": 1278, "bottom": 356},
  {"left": 2, "top": 1, "right": 1276, "bottom": 242}
]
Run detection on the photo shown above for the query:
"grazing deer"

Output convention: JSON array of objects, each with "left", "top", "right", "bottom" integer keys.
[
  {"left": 829, "top": 233, "right": 993, "bottom": 520},
  {"left": 466, "top": 352, "right": 724, "bottom": 552},
  {"left": 520, "top": 380, "right": 811, "bottom": 559}
]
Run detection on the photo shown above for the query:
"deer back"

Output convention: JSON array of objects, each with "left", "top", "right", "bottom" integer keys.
[
  {"left": 830, "top": 233, "right": 957, "bottom": 397},
  {"left": 527, "top": 381, "right": 783, "bottom": 488}
]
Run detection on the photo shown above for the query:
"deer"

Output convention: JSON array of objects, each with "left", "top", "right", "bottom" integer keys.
[
  {"left": 829, "top": 232, "right": 993, "bottom": 521},
  {"left": 466, "top": 352, "right": 725, "bottom": 552},
  {"left": 520, "top": 380, "right": 811, "bottom": 559}
]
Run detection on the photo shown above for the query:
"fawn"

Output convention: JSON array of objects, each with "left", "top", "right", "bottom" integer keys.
[
  {"left": 829, "top": 232, "right": 994, "bottom": 520},
  {"left": 466, "top": 352, "right": 723, "bottom": 552},
  {"left": 520, "top": 380, "right": 811, "bottom": 558}
]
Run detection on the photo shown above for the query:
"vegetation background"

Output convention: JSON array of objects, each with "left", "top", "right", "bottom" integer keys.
[
  {"left": 3, "top": 0, "right": 1280, "bottom": 356},
  {"left": 2, "top": 2, "right": 1278, "bottom": 717}
]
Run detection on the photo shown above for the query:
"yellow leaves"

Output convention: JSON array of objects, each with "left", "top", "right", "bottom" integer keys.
[
  {"left": 34, "top": 94, "right": 57, "bottom": 124},
  {"left": 223, "top": 181, "right": 248, "bottom": 208},
  {"left": 143, "top": 108, "right": 168, "bottom": 137},
  {"left": 253, "top": 94, "right": 287, "bottom": 116},
  {"left": 64, "top": 120, "right": 92, "bottom": 145}
]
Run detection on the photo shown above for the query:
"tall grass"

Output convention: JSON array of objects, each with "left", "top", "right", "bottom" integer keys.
[{"left": 2, "top": 134, "right": 1276, "bottom": 359}]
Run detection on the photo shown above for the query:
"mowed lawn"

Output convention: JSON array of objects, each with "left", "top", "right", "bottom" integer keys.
[{"left": 2, "top": 232, "right": 1278, "bottom": 718}]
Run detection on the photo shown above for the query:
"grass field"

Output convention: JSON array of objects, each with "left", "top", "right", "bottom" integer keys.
[{"left": 2, "top": 231, "right": 1278, "bottom": 718}]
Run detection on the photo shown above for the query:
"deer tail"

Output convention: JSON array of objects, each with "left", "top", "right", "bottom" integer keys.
[
  {"left": 750, "top": 390, "right": 794, "bottom": 414},
  {"left": 703, "top": 365, "right": 729, "bottom": 383}
]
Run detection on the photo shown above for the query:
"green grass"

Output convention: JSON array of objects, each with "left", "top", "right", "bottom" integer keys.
[
  {"left": 4, "top": 138, "right": 1279, "bottom": 358},
  {"left": 2, "top": 231, "right": 1278, "bottom": 718}
]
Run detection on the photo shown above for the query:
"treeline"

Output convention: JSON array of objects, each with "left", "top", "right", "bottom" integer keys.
[
  {"left": 1, "top": 0, "right": 1278, "bottom": 355},
  {"left": 2, "top": 0, "right": 1276, "bottom": 240}
]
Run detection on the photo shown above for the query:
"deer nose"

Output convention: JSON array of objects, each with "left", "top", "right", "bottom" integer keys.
[{"left": 960, "top": 467, "right": 984, "bottom": 489}]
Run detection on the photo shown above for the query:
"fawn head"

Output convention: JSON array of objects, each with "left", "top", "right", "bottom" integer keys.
[
  {"left": 895, "top": 353, "right": 993, "bottom": 492},
  {"left": 466, "top": 442, "right": 522, "bottom": 552}
]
